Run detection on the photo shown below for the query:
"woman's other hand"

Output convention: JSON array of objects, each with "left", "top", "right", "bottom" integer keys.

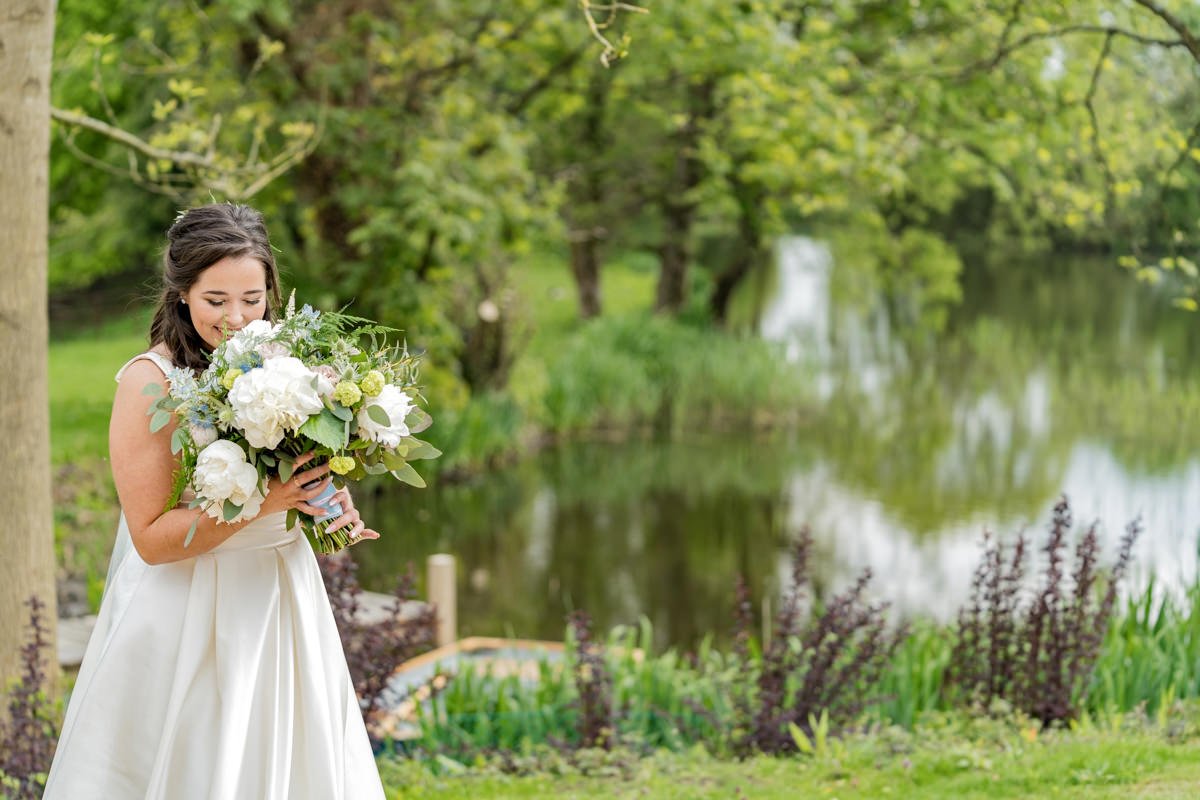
[{"left": 324, "top": 486, "right": 380, "bottom": 545}]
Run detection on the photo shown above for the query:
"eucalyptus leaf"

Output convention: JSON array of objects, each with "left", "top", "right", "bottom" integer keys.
[
  {"left": 381, "top": 450, "right": 408, "bottom": 471},
  {"left": 142, "top": 382, "right": 164, "bottom": 397},
  {"left": 391, "top": 463, "right": 426, "bottom": 488},
  {"left": 184, "top": 516, "right": 200, "bottom": 548},
  {"left": 260, "top": 453, "right": 276, "bottom": 467},
  {"left": 402, "top": 437, "right": 442, "bottom": 460},
  {"left": 278, "top": 458, "right": 295, "bottom": 483},
  {"left": 405, "top": 407, "right": 433, "bottom": 434},
  {"left": 366, "top": 404, "right": 391, "bottom": 427},
  {"left": 330, "top": 404, "right": 353, "bottom": 422},
  {"left": 170, "top": 427, "right": 186, "bottom": 455},
  {"left": 150, "top": 409, "right": 171, "bottom": 434},
  {"left": 365, "top": 461, "right": 389, "bottom": 475},
  {"left": 222, "top": 500, "right": 242, "bottom": 522}
]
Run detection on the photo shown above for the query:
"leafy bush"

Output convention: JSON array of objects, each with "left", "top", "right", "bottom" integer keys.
[
  {"left": 539, "top": 315, "right": 809, "bottom": 435},
  {"left": 945, "top": 497, "right": 1140, "bottom": 726}
]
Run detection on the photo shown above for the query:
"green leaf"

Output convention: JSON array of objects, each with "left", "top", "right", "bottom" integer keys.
[
  {"left": 366, "top": 404, "right": 391, "bottom": 427},
  {"left": 402, "top": 437, "right": 442, "bottom": 460},
  {"left": 391, "top": 463, "right": 426, "bottom": 488},
  {"left": 142, "top": 382, "right": 164, "bottom": 397},
  {"left": 150, "top": 409, "right": 171, "bottom": 433},
  {"left": 286, "top": 508, "right": 299, "bottom": 532},
  {"left": 298, "top": 408, "right": 349, "bottom": 451},
  {"left": 260, "top": 453, "right": 276, "bottom": 467},
  {"left": 222, "top": 500, "right": 242, "bottom": 522},
  {"left": 381, "top": 450, "right": 408, "bottom": 471},
  {"left": 329, "top": 403, "right": 353, "bottom": 422},
  {"left": 406, "top": 407, "right": 433, "bottom": 434},
  {"left": 278, "top": 457, "right": 295, "bottom": 484},
  {"left": 170, "top": 427, "right": 186, "bottom": 455},
  {"left": 183, "top": 515, "right": 200, "bottom": 548}
]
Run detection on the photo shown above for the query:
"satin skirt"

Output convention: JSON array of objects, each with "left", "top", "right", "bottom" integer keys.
[{"left": 43, "top": 512, "right": 385, "bottom": 800}]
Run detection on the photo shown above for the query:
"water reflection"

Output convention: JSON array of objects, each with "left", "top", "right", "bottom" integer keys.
[{"left": 355, "top": 236, "right": 1200, "bottom": 648}]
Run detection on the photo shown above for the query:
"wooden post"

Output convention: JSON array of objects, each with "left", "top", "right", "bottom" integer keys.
[{"left": 427, "top": 554, "right": 457, "bottom": 647}]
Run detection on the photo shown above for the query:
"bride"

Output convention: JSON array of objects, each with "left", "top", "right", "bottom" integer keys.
[{"left": 43, "top": 204, "right": 387, "bottom": 799}]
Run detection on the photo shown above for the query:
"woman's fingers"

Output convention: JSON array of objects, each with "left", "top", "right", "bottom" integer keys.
[
  {"left": 348, "top": 525, "right": 380, "bottom": 545},
  {"left": 293, "top": 461, "right": 331, "bottom": 488},
  {"left": 301, "top": 475, "right": 333, "bottom": 499}
]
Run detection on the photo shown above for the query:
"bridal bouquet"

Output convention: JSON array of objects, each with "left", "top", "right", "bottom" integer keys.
[{"left": 145, "top": 293, "right": 439, "bottom": 554}]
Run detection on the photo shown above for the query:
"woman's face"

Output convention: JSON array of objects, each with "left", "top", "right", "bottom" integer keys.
[{"left": 182, "top": 255, "right": 269, "bottom": 350}]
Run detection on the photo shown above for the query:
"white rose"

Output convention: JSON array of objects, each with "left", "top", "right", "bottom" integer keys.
[
  {"left": 189, "top": 422, "right": 218, "bottom": 448},
  {"left": 224, "top": 319, "right": 280, "bottom": 362},
  {"left": 356, "top": 384, "right": 414, "bottom": 449},
  {"left": 194, "top": 439, "right": 264, "bottom": 522},
  {"left": 227, "top": 357, "right": 325, "bottom": 449}
]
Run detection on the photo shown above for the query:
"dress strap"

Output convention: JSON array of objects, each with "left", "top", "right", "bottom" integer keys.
[{"left": 114, "top": 351, "right": 175, "bottom": 383}]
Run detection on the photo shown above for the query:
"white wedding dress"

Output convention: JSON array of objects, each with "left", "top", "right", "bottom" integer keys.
[{"left": 43, "top": 351, "right": 385, "bottom": 800}]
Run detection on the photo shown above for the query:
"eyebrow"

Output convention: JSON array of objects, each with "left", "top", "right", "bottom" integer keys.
[{"left": 200, "top": 289, "right": 265, "bottom": 296}]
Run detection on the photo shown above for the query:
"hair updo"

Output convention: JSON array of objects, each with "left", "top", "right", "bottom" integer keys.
[{"left": 148, "top": 203, "right": 283, "bottom": 371}]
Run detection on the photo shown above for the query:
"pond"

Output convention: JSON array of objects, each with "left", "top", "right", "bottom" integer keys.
[{"left": 354, "top": 237, "right": 1200, "bottom": 651}]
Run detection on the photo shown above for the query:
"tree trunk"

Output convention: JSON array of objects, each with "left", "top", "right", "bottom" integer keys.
[
  {"left": 0, "top": 0, "right": 58, "bottom": 694},
  {"left": 654, "top": 81, "right": 713, "bottom": 315},
  {"left": 569, "top": 235, "right": 602, "bottom": 319},
  {"left": 655, "top": 232, "right": 690, "bottom": 314},
  {"left": 710, "top": 180, "right": 766, "bottom": 325}
]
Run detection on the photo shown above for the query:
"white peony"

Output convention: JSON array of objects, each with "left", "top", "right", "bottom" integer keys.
[
  {"left": 194, "top": 439, "right": 264, "bottom": 522},
  {"left": 227, "top": 357, "right": 325, "bottom": 449},
  {"left": 356, "top": 384, "right": 414, "bottom": 449},
  {"left": 223, "top": 319, "right": 280, "bottom": 362}
]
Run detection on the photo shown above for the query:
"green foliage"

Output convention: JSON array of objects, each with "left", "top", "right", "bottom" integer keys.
[{"left": 538, "top": 315, "right": 811, "bottom": 435}]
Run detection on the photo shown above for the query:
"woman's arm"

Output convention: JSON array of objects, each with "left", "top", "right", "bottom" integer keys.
[{"left": 109, "top": 359, "right": 331, "bottom": 565}]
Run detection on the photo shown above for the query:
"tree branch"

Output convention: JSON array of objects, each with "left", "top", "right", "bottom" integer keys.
[
  {"left": 51, "top": 107, "right": 214, "bottom": 168},
  {"left": 1131, "top": 0, "right": 1200, "bottom": 64},
  {"left": 959, "top": 25, "right": 1186, "bottom": 79}
]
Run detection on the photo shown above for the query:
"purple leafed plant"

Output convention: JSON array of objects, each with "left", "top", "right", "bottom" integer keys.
[
  {"left": 0, "top": 596, "right": 60, "bottom": 800},
  {"left": 945, "top": 497, "right": 1140, "bottom": 726},
  {"left": 319, "top": 553, "right": 436, "bottom": 729},
  {"left": 567, "top": 609, "right": 615, "bottom": 750},
  {"left": 734, "top": 529, "right": 906, "bottom": 756}
]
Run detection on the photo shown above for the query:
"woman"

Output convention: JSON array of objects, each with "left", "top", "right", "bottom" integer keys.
[{"left": 44, "top": 204, "right": 387, "bottom": 799}]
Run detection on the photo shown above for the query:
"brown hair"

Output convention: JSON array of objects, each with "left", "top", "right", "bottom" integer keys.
[{"left": 148, "top": 203, "right": 283, "bottom": 371}]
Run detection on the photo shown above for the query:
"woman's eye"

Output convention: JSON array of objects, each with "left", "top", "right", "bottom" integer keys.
[
  {"left": 207, "top": 300, "right": 224, "bottom": 308},
  {"left": 246, "top": 299, "right": 261, "bottom": 306}
]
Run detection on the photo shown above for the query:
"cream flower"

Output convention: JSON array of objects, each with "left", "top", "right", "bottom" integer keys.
[
  {"left": 194, "top": 439, "right": 264, "bottom": 522},
  {"left": 189, "top": 422, "right": 218, "bottom": 448},
  {"left": 356, "top": 384, "right": 414, "bottom": 449},
  {"left": 223, "top": 319, "right": 279, "bottom": 362},
  {"left": 227, "top": 357, "right": 324, "bottom": 449}
]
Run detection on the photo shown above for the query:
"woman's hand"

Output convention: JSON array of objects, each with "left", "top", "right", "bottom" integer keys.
[
  {"left": 324, "top": 485, "right": 380, "bottom": 545},
  {"left": 261, "top": 453, "right": 336, "bottom": 518}
]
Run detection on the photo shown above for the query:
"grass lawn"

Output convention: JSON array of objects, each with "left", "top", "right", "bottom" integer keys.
[
  {"left": 49, "top": 309, "right": 151, "bottom": 464},
  {"left": 378, "top": 721, "right": 1200, "bottom": 799}
]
